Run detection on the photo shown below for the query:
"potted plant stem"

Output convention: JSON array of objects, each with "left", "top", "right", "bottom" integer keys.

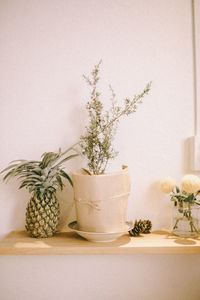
[
  {"left": 1, "top": 145, "right": 78, "bottom": 238},
  {"left": 72, "top": 61, "right": 151, "bottom": 233}
]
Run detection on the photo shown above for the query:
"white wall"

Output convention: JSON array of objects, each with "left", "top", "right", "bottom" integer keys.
[{"left": 0, "top": 0, "right": 199, "bottom": 299}]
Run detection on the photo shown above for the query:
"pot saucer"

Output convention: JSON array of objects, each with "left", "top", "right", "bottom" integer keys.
[{"left": 68, "top": 221, "right": 133, "bottom": 242}]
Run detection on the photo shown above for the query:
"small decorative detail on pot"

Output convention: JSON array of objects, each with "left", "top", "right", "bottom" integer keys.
[
  {"left": 74, "top": 198, "right": 101, "bottom": 211},
  {"left": 81, "top": 168, "right": 92, "bottom": 175}
]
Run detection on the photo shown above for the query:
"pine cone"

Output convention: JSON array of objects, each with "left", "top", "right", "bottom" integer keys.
[
  {"left": 129, "top": 219, "right": 152, "bottom": 236},
  {"left": 142, "top": 220, "right": 152, "bottom": 233},
  {"left": 129, "top": 219, "right": 145, "bottom": 236}
]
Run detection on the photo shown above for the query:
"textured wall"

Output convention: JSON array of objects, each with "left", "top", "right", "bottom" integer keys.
[{"left": 0, "top": 0, "right": 199, "bottom": 299}]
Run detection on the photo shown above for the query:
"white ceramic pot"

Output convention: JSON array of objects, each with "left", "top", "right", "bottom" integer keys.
[{"left": 72, "top": 167, "right": 131, "bottom": 233}]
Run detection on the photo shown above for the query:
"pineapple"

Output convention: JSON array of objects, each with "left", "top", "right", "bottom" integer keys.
[
  {"left": 26, "top": 194, "right": 60, "bottom": 238},
  {"left": 1, "top": 145, "right": 78, "bottom": 238}
]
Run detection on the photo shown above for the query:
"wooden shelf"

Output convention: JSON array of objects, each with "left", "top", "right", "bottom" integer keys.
[{"left": 0, "top": 230, "right": 200, "bottom": 255}]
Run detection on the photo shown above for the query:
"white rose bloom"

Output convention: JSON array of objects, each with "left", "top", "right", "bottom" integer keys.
[
  {"left": 181, "top": 174, "right": 200, "bottom": 193},
  {"left": 160, "top": 177, "right": 176, "bottom": 194}
]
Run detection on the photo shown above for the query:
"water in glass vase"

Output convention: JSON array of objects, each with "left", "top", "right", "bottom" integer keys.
[{"left": 172, "top": 203, "right": 199, "bottom": 238}]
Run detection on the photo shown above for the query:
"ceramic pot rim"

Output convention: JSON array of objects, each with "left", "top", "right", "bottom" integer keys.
[{"left": 72, "top": 167, "right": 129, "bottom": 177}]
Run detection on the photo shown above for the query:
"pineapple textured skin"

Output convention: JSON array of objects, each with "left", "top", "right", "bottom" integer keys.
[{"left": 26, "top": 194, "right": 60, "bottom": 238}]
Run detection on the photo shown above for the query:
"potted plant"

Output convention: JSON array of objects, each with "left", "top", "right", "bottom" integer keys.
[
  {"left": 1, "top": 145, "right": 78, "bottom": 238},
  {"left": 160, "top": 175, "right": 200, "bottom": 238},
  {"left": 72, "top": 61, "right": 151, "bottom": 233}
]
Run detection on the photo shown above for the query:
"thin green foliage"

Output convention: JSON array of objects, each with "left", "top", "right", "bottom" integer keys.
[
  {"left": 171, "top": 189, "right": 200, "bottom": 207},
  {"left": 80, "top": 61, "right": 152, "bottom": 174}
]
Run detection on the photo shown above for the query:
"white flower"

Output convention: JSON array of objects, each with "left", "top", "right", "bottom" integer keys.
[
  {"left": 181, "top": 174, "right": 200, "bottom": 194},
  {"left": 160, "top": 177, "right": 177, "bottom": 194}
]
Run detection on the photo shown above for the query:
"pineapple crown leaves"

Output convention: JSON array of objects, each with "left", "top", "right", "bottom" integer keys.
[
  {"left": 80, "top": 60, "right": 152, "bottom": 175},
  {"left": 1, "top": 143, "right": 79, "bottom": 197}
]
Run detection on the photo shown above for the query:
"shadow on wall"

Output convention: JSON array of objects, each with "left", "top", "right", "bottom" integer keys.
[
  {"left": 9, "top": 181, "right": 28, "bottom": 230},
  {"left": 57, "top": 180, "right": 76, "bottom": 231},
  {"left": 143, "top": 181, "right": 172, "bottom": 231}
]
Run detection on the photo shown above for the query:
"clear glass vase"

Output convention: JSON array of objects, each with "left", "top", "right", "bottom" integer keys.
[{"left": 172, "top": 203, "right": 199, "bottom": 238}]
